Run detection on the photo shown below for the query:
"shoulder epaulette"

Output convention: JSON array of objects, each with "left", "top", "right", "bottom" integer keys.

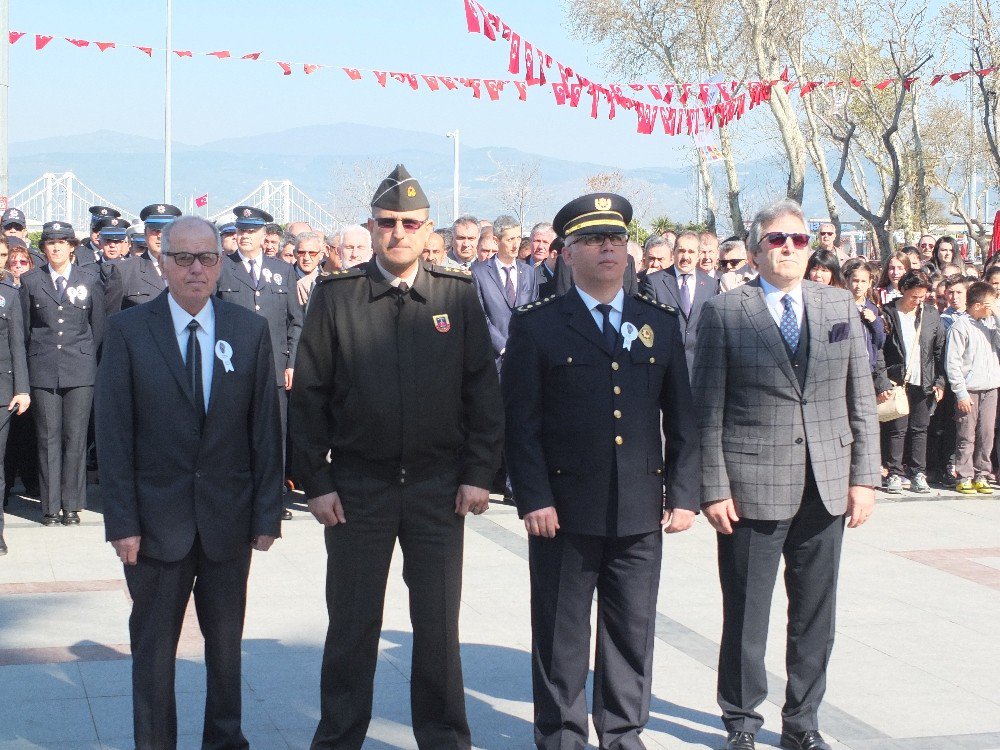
[
  {"left": 516, "top": 295, "right": 558, "bottom": 314},
  {"left": 428, "top": 263, "right": 473, "bottom": 280},
  {"left": 635, "top": 292, "right": 678, "bottom": 315},
  {"left": 316, "top": 267, "right": 365, "bottom": 283}
]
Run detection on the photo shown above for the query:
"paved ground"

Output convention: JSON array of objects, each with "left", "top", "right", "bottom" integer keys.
[{"left": 0, "top": 485, "right": 998, "bottom": 750}]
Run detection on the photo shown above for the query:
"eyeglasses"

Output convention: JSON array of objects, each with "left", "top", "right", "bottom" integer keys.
[
  {"left": 570, "top": 233, "right": 629, "bottom": 247},
  {"left": 719, "top": 258, "right": 746, "bottom": 269},
  {"left": 918, "top": 242, "right": 934, "bottom": 248},
  {"left": 296, "top": 250, "right": 322, "bottom": 258},
  {"left": 371, "top": 217, "right": 428, "bottom": 233},
  {"left": 162, "top": 251, "right": 221, "bottom": 267},
  {"left": 819, "top": 231, "right": 835, "bottom": 236},
  {"left": 761, "top": 232, "right": 810, "bottom": 249},
  {"left": 10, "top": 259, "right": 30, "bottom": 267}
]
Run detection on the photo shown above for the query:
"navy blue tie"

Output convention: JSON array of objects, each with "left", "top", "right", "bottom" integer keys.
[
  {"left": 779, "top": 294, "right": 800, "bottom": 352},
  {"left": 596, "top": 304, "right": 618, "bottom": 352}
]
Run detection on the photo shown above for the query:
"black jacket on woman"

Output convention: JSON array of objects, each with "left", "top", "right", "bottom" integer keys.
[{"left": 881, "top": 299, "right": 945, "bottom": 393}]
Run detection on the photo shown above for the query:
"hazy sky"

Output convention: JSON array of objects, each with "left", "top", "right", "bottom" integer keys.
[{"left": 8, "top": 0, "right": 694, "bottom": 170}]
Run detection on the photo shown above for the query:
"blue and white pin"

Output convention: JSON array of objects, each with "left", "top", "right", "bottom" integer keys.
[
  {"left": 621, "top": 322, "right": 639, "bottom": 351},
  {"left": 215, "top": 340, "right": 235, "bottom": 373}
]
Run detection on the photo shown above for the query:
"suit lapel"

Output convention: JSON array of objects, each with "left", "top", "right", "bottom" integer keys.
[
  {"left": 741, "top": 281, "right": 801, "bottom": 394},
  {"left": 660, "top": 271, "right": 683, "bottom": 313},
  {"left": 804, "top": 282, "right": 826, "bottom": 391},
  {"left": 564, "top": 287, "right": 612, "bottom": 357},
  {"left": 37, "top": 265, "right": 64, "bottom": 305},
  {"left": 227, "top": 254, "right": 256, "bottom": 291},
  {"left": 139, "top": 257, "right": 166, "bottom": 291},
  {"left": 147, "top": 293, "right": 196, "bottom": 406},
  {"left": 205, "top": 299, "right": 232, "bottom": 421},
  {"left": 621, "top": 295, "right": 647, "bottom": 353}
]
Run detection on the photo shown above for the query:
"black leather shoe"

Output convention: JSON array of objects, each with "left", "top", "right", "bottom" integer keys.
[
  {"left": 0, "top": 535, "right": 7, "bottom": 555},
  {"left": 281, "top": 508, "right": 293, "bottom": 521},
  {"left": 62, "top": 511, "right": 80, "bottom": 526},
  {"left": 724, "top": 731, "right": 755, "bottom": 750},
  {"left": 780, "top": 730, "right": 831, "bottom": 750},
  {"left": 42, "top": 514, "right": 60, "bottom": 526}
]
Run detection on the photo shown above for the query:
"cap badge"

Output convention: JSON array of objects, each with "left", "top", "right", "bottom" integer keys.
[
  {"left": 52, "top": 223, "right": 62, "bottom": 230},
  {"left": 100, "top": 208, "right": 108, "bottom": 216},
  {"left": 406, "top": 186, "right": 417, "bottom": 198},
  {"left": 433, "top": 314, "right": 451, "bottom": 333},
  {"left": 595, "top": 197, "right": 612, "bottom": 211},
  {"left": 243, "top": 208, "right": 252, "bottom": 217}
]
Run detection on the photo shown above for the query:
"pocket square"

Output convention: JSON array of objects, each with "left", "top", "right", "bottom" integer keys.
[{"left": 829, "top": 322, "right": 850, "bottom": 342}]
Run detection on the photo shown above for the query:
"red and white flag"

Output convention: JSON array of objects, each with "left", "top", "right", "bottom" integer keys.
[{"left": 195, "top": 194, "right": 208, "bottom": 208}]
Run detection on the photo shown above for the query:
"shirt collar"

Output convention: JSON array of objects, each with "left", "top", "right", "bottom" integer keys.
[
  {"left": 49, "top": 265, "right": 71, "bottom": 285},
  {"left": 375, "top": 257, "right": 418, "bottom": 288},
  {"left": 759, "top": 275, "right": 803, "bottom": 309},
  {"left": 167, "top": 293, "right": 214, "bottom": 337},
  {"left": 237, "top": 250, "right": 260, "bottom": 268},
  {"left": 494, "top": 256, "right": 516, "bottom": 274},
  {"left": 575, "top": 286, "right": 625, "bottom": 315}
]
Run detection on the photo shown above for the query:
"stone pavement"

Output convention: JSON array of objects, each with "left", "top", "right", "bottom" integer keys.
[{"left": 0, "top": 486, "right": 998, "bottom": 750}]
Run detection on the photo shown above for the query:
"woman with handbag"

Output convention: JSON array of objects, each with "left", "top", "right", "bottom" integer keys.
[{"left": 880, "top": 270, "right": 946, "bottom": 494}]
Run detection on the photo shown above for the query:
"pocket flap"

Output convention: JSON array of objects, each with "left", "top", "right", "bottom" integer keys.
[{"left": 721, "top": 436, "right": 762, "bottom": 454}]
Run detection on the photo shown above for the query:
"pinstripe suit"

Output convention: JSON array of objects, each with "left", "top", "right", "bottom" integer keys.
[{"left": 691, "top": 278, "right": 879, "bottom": 736}]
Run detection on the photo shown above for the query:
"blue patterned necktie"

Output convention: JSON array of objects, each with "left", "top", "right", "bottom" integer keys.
[{"left": 779, "top": 294, "right": 800, "bottom": 351}]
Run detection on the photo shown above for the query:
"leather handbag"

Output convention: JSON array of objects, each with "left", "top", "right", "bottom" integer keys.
[{"left": 877, "top": 308, "right": 922, "bottom": 422}]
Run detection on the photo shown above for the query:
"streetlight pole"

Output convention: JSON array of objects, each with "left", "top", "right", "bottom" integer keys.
[
  {"left": 164, "top": 0, "right": 172, "bottom": 203},
  {"left": 446, "top": 130, "right": 460, "bottom": 222},
  {"left": 0, "top": 0, "right": 9, "bottom": 207}
]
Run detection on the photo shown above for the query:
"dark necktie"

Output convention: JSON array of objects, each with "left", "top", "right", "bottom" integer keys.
[
  {"left": 679, "top": 273, "right": 692, "bottom": 316},
  {"left": 55, "top": 276, "right": 67, "bottom": 301},
  {"left": 186, "top": 320, "right": 205, "bottom": 417},
  {"left": 596, "top": 303, "right": 618, "bottom": 352},
  {"left": 779, "top": 294, "right": 800, "bottom": 352},
  {"left": 393, "top": 281, "right": 409, "bottom": 308},
  {"left": 504, "top": 267, "right": 516, "bottom": 307},
  {"left": 248, "top": 258, "right": 259, "bottom": 289}
]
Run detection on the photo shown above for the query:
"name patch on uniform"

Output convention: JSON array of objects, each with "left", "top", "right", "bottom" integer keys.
[{"left": 433, "top": 314, "right": 451, "bottom": 333}]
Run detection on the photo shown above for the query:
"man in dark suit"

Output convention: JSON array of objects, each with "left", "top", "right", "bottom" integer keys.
[
  {"left": 290, "top": 165, "right": 503, "bottom": 750},
  {"left": 643, "top": 230, "right": 718, "bottom": 373},
  {"left": 104, "top": 204, "right": 183, "bottom": 313},
  {"left": 216, "top": 205, "right": 303, "bottom": 519},
  {"left": 471, "top": 215, "right": 540, "bottom": 368},
  {"left": 502, "top": 193, "right": 701, "bottom": 750},
  {"left": 96, "top": 216, "right": 282, "bottom": 750},
  {"left": 691, "top": 198, "right": 880, "bottom": 750}
]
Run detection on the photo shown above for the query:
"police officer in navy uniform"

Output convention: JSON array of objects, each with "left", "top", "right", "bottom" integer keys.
[
  {"left": 105, "top": 204, "right": 181, "bottom": 313},
  {"left": 2, "top": 208, "right": 44, "bottom": 266},
  {"left": 217, "top": 206, "right": 302, "bottom": 519},
  {"left": 0, "top": 236, "right": 31, "bottom": 554},
  {"left": 20, "top": 221, "right": 105, "bottom": 526},
  {"left": 502, "top": 193, "right": 701, "bottom": 750},
  {"left": 93, "top": 217, "right": 131, "bottom": 315},
  {"left": 77, "top": 206, "right": 121, "bottom": 266},
  {"left": 290, "top": 165, "right": 503, "bottom": 750}
]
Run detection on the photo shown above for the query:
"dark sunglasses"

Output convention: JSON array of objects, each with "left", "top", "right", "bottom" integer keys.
[
  {"left": 819, "top": 231, "right": 835, "bottom": 236},
  {"left": 162, "top": 251, "right": 221, "bottom": 267},
  {"left": 719, "top": 258, "right": 745, "bottom": 269},
  {"left": 761, "top": 232, "right": 810, "bottom": 249},
  {"left": 297, "top": 250, "right": 322, "bottom": 257},
  {"left": 372, "top": 217, "right": 428, "bottom": 233}
]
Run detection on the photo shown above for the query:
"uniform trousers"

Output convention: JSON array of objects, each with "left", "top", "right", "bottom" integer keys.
[
  {"left": 0, "top": 391, "right": 14, "bottom": 537},
  {"left": 311, "top": 470, "right": 469, "bottom": 750},
  {"left": 123, "top": 537, "right": 252, "bottom": 750},
  {"left": 529, "top": 530, "right": 662, "bottom": 750},
  {"left": 4, "top": 409, "right": 39, "bottom": 498},
  {"left": 31, "top": 385, "right": 92, "bottom": 516},
  {"left": 716, "top": 483, "right": 845, "bottom": 735}
]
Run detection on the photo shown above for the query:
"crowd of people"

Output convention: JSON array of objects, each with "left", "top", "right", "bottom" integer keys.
[{"left": 0, "top": 167, "right": 989, "bottom": 750}]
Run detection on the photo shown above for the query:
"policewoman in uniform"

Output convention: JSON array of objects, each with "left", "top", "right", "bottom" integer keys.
[
  {"left": 20, "top": 221, "right": 105, "bottom": 525},
  {"left": 216, "top": 206, "right": 302, "bottom": 519},
  {"left": 0, "top": 236, "right": 30, "bottom": 554},
  {"left": 502, "top": 194, "right": 701, "bottom": 750},
  {"left": 290, "top": 165, "right": 503, "bottom": 750}
]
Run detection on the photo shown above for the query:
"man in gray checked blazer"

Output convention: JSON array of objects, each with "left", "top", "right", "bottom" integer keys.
[{"left": 691, "top": 198, "right": 880, "bottom": 750}]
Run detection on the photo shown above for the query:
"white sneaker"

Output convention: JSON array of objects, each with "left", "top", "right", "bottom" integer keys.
[{"left": 885, "top": 475, "right": 903, "bottom": 494}]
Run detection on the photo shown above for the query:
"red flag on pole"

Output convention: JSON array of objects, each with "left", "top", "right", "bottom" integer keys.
[{"left": 195, "top": 194, "right": 208, "bottom": 208}]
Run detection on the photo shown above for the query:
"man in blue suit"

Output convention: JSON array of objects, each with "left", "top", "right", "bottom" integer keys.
[{"left": 471, "top": 215, "right": 540, "bottom": 369}]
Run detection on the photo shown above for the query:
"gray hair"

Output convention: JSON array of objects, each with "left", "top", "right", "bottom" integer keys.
[
  {"left": 747, "top": 198, "right": 805, "bottom": 254},
  {"left": 324, "top": 233, "right": 340, "bottom": 248},
  {"left": 294, "top": 231, "right": 326, "bottom": 252},
  {"left": 435, "top": 228, "right": 453, "bottom": 245},
  {"left": 643, "top": 235, "right": 669, "bottom": 253},
  {"left": 161, "top": 216, "right": 220, "bottom": 255},
  {"left": 493, "top": 214, "right": 521, "bottom": 238},
  {"left": 453, "top": 214, "right": 479, "bottom": 232},
  {"left": 281, "top": 231, "right": 298, "bottom": 247},
  {"left": 530, "top": 222, "right": 554, "bottom": 239},
  {"left": 719, "top": 238, "right": 747, "bottom": 256},
  {"left": 674, "top": 229, "right": 700, "bottom": 248},
  {"left": 338, "top": 224, "right": 369, "bottom": 245}
]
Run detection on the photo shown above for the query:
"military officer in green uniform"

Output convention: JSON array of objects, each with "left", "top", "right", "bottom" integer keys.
[{"left": 290, "top": 164, "right": 503, "bottom": 750}]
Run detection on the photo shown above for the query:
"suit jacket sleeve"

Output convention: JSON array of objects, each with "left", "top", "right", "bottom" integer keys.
[
  {"left": 692, "top": 298, "right": 731, "bottom": 504},
  {"left": 89, "top": 279, "right": 106, "bottom": 353},
  {"left": 501, "top": 313, "right": 553, "bottom": 514},
  {"left": 844, "top": 295, "right": 882, "bottom": 487},
  {"left": 250, "top": 320, "right": 283, "bottom": 537},
  {"left": 458, "top": 282, "right": 504, "bottom": 488},
  {"left": 95, "top": 318, "right": 140, "bottom": 541},
  {"left": 285, "top": 279, "right": 303, "bottom": 370},
  {"left": 7, "top": 292, "right": 28, "bottom": 395},
  {"left": 660, "top": 316, "right": 701, "bottom": 512},
  {"left": 473, "top": 273, "right": 508, "bottom": 357}
]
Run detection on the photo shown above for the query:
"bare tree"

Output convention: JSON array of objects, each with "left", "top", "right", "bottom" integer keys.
[
  {"left": 487, "top": 154, "right": 548, "bottom": 229},
  {"left": 330, "top": 159, "right": 394, "bottom": 226}
]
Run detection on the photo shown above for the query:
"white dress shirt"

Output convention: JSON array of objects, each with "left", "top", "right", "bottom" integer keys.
[
  {"left": 237, "top": 250, "right": 261, "bottom": 283},
  {"left": 759, "top": 276, "right": 804, "bottom": 330},
  {"left": 48, "top": 265, "right": 71, "bottom": 293},
  {"left": 576, "top": 287, "right": 624, "bottom": 333},
  {"left": 167, "top": 294, "right": 216, "bottom": 411},
  {"left": 495, "top": 257, "right": 518, "bottom": 295},
  {"left": 375, "top": 257, "right": 418, "bottom": 289}
]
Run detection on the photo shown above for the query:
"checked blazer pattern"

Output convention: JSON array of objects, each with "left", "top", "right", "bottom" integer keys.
[{"left": 691, "top": 278, "right": 880, "bottom": 520}]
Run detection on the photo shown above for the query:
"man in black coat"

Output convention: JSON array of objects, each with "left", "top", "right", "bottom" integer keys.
[
  {"left": 290, "top": 164, "right": 503, "bottom": 750},
  {"left": 104, "top": 204, "right": 183, "bottom": 313},
  {"left": 502, "top": 193, "right": 701, "bottom": 750},
  {"left": 96, "top": 216, "right": 283, "bottom": 750}
]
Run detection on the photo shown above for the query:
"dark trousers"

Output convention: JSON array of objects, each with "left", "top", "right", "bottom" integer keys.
[
  {"left": 0, "top": 401, "right": 13, "bottom": 537},
  {"left": 927, "top": 390, "right": 956, "bottom": 479},
  {"left": 4, "top": 409, "right": 39, "bottom": 497},
  {"left": 123, "top": 537, "right": 252, "bottom": 750},
  {"left": 716, "top": 489, "right": 845, "bottom": 735},
  {"left": 311, "top": 471, "right": 469, "bottom": 750},
  {"left": 530, "top": 530, "right": 662, "bottom": 750},
  {"left": 884, "top": 383, "right": 935, "bottom": 476},
  {"left": 32, "top": 386, "right": 92, "bottom": 515}
]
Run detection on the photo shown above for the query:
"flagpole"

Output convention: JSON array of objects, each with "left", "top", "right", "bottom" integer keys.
[
  {"left": 0, "top": 0, "right": 9, "bottom": 207},
  {"left": 164, "top": 0, "right": 172, "bottom": 204}
]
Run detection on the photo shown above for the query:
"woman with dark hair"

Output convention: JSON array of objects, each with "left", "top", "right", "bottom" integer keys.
[
  {"left": 19, "top": 221, "right": 105, "bottom": 526},
  {"left": 880, "top": 269, "right": 946, "bottom": 494},
  {"left": 928, "top": 236, "right": 963, "bottom": 275},
  {"left": 805, "top": 249, "right": 845, "bottom": 288},
  {"left": 876, "top": 251, "right": 911, "bottom": 305}
]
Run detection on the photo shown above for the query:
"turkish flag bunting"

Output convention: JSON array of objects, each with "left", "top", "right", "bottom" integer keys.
[
  {"left": 374, "top": 70, "right": 387, "bottom": 87},
  {"left": 95, "top": 42, "right": 115, "bottom": 52},
  {"left": 567, "top": 83, "right": 583, "bottom": 108},
  {"left": 648, "top": 85, "right": 663, "bottom": 101},
  {"left": 484, "top": 79, "right": 503, "bottom": 101},
  {"left": 950, "top": 71, "right": 970, "bottom": 81},
  {"left": 9, "top": 31, "right": 25, "bottom": 44},
  {"left": 65, "top": 38, "right": 90, "bottom": 48},
  {"left": 463, "top": 0, "right": 482, "bottom": 33},
  {"left": 699, "top": 83, "right": 710, "bottom": 103},
  {"left": 784, "top": 80, "right": 798, "bottom": 94},
  {"left": 277, "top": 61, "right": 292, "bottom": 75},
  {"left": 482, "top": 9, "right": 497, "bottom": 40},
  {"left": 501, "top": 23, "right": 512, "bottom": 41},
  {"left": 552, "top": 83, "right": 568, "bottom": 105},
  {"left": 35, "top": 35, "right": 53, "bottom": 50},
  {"left": 422, "top": 75, "right": 440, "bottom": 91},
  {"left": 978, "top": 67, "right": 997, "bottom": 76},
  {"left": 930, "top": 74, "right": 945, "bottom": 85},
  {"left": 515, "top": 81, "right": 527, "bottom": 101},
  {"left": 825, "top": 81, "right": 842, "bottom": 88},
  {"left": 438, "top": 76, "right": 458, "bottom": 90},
  {"left": 679, "top": 83, "right": 690, "bottom": 105},
  {"left": 174, "top": 50, "right": 192, "bottom": 57},
  {"left": 903, "top": 77, "right": 918, "bottom": 90},
  {"left": 461, "top": 78, "right": 482, "bottom": 98},
  {"left": 195, "top": 194, "right": 208, "bottom": 208},
  {"left": 800, "top": 81, "right": 819, "bottom": 96},
  {"left": 636, "top": 103, "right": 657, "bottom": 134},
  {"left": 508, "top": 32, "right": 521, "bottom": 74},
  {"left": 849, "top": 77, "right": 864, "bottom": 87},
  {"left": 524, "top": 41, "right": 537, "bottom": 84},
  {"left": 537, "top": 48, "right": 547, "bottom": 84},
  {"left": 208, "top": 50, "right": 231, "bottom": 59},
  {"left": 663, "top": 84, "right": 673, "bottom": 104},
  {"left": 780, "top": 66, "right": 790, "bottom": 82},
  {"left": 135, "top": 46, "right": 153, "bottom": 56},
  {"left": 589, "top": 84, "right": 601, "bottom": 118},
  {"left": 241, "top": 52, "right": 262, "bottom": 60},
  {"left": 605, "top": 87, "right": 617, "bottom": 120},
  {"left": 874, "top": 78, "right": 893, "bottom": 90},
  {"left": 390, "top": 72, "right": 419, "bottom": 89},
  {"left": 343, "top": 68, "right": 362, "bottom": 80},
  {"left": 304, "top": 64, "right": 320, "bottom": 74}
]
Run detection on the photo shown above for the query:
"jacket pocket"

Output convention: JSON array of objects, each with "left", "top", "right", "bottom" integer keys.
[{"left": 721, "top": 436, "right": 762, "bottom": 455}]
